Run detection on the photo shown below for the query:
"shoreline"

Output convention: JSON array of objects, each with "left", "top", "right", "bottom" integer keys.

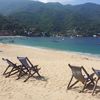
[
  {"left": 1, "top": 43, "right": 100, "bottom": 60},
  {"left": 0, "top": 36, "right": 100, "bottom": 58}
]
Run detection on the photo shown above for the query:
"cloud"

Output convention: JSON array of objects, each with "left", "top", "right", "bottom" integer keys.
[
  {"left": 34, "top": 0, "right": 75, "bottom": 4},
  {"left": 32, "top": 0, "right": 100, "bottom": 5}
]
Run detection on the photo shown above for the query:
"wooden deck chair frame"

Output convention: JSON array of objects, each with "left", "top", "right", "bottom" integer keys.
[
  {"left": 2, "top": 58, "right": 21, "bottom": 77},
  {"left": 67, "top": 64, "right": 95, "bottom": 92},
  {"left": 2, "top": 58, "right": 27, "bottom": 79},
  {"left": 17, "top": 57, "right": 41, "bottom": 82},
  {"left": 92, "top": 68, "right": 100, "bottom": 95}
]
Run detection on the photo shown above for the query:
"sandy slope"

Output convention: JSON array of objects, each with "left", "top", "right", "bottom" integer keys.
[{"left": 0, "top": 44, "right": 100, "bottom": 100}]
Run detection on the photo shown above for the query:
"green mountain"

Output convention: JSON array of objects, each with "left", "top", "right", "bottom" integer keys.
[{"left": 0, "top": 1, "right": 100, "bottom": 36}]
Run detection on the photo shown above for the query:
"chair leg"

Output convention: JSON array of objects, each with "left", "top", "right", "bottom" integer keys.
[
  {"left": 16, "top": 73, "right": 22, "bottom": 80},
  {"left": 67, "top": 75, "right": 73, "bottom": 89},
  {"left": 24, "top": 70, "right": 37, "bottom": 82},
  {"left": 9, "top": 70, "right": 19, "bottom": 76},
  {"left": 5, "top": 67, "right": 15, "bottom": 78},
  {"left": 80, "top": 80, "right": 87, "bottom": 93},
  {"left": 69, "top": 80, "right": 79, "bottom": 89},
  {"left": 4, "top": 68, "right": 18, "bottom": 76},
  {"left": 67, "top": 75, "right": 79, "bottom": 90},
  {"left": 36, "top": 71, "right": 41, "bottom": 77},
  {"left": 24, "top": 70, "right": 32, "bottom": 82},
  {"left": 16, "top": 69, "right": 27, "bottom": 80},
  {"left": 3, "top": 65, "right": 10, "bottom": 75},
  {"left": 33, "top": 68, "right": 41, "bottom": 77},
  {"left": 16, "top": 68, "right": 23, "bottom": 80},
  {"left": 92, "top": 78, "right": 99, "bottom": 95},
  {"left": 24, "top": 75, "right": 31, "bottom": 82}
]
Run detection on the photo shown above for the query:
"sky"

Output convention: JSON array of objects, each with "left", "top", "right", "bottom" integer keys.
[{"left": 33, "top": 0, "right": 100, "bottom": 5}]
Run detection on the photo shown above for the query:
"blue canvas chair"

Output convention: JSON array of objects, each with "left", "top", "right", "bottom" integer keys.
[{"left": 17, "top": 57, "right": 41, "bottom": 82}]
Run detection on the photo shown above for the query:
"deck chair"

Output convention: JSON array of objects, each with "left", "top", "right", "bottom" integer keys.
[
  {"left": 67, "top": 64, "right": 95, "bottom": 92},
  {"left": 92, "top": 68, "right": 100, "bottom": 95},
  {"left": 2, "top": 58, "right": 21, "bottom": 78},
  {"left": 17, "top": 57, "right": 41, "bottom": 82}
]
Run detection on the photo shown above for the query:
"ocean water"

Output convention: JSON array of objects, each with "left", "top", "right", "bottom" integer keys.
[{"left": 0, "top": 36, "right": 100, "bottom": 56}]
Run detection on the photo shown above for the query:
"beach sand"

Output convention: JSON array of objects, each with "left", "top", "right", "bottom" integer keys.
[{"left": 0, "top": 44, "right": 100, "bottom": 100}]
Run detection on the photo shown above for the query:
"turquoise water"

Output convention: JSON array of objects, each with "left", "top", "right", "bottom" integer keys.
[{"left": 0, "top": 36, "right": 100, "bottom": 56}]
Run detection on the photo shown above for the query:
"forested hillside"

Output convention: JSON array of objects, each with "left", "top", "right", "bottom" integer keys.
[{"left": 0, "top": 0, "right": 100, "bottom": 36}]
